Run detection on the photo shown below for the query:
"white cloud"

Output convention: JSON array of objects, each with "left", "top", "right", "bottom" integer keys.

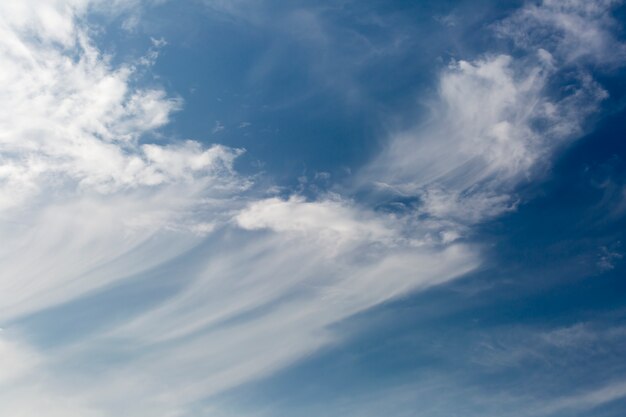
[
  {"left": 0, "top": 0, "right": 250, "bottom": 308},
  {"left": 363, "top": 49, "right": 606, "bottom": 228},
  {"left": 212, "top": 120, "right": 225, "bottom": 134},
  {"left": 0, "top": 3, "right": 479, "bottom": 415},
  {"left": 1, "top": 1, "right": 624, "bottom": 416},
  {"left": 597, "top": 245, "right": 623, "bottom": 271},
  {"left": 468, "top": 321, "right": 626, "bottom": 416},
  {"left": 0, "top": 0, "right": 254, "bottom": 209},
  {"left": 540, "top": 379, "right": 626, "bottom": 415},
  {"left": 496, "top": 0, "right": 626, "bottom": 65},
  {"left": 0, "top": 333, "right": 40, "bottom": 386},
  {"left": 48, "top": 199, "right": 477, "bottom": 413},
  {"left": 0, "top": 330, "right": 105, "bottom": 417},
  {"left": 235, "top": 196, "right": 395, "bottom": 246},
  {"left": 360, "top": 0, "right": 625, "bottom": 231},
  {"left": 0, "top": 9, "right": 230, "bottom": 206},
  {"left": 0, "top": 0, "right": 250, "bottom": 324}
]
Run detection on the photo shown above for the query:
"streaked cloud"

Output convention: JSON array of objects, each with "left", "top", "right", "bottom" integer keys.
[
  {"left": 0, "top": 1, "right": 625, "bottom": 416},
  {"left": 496, "top": 0, "right": 626, "bottom": 65},
  {"left": 362, "top": 0, "right": 616, "bottom": 230}
]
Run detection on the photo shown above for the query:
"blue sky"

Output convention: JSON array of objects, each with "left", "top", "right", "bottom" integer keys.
[{"left": 1, "top": 1, "right": 626, "bottom": 416}]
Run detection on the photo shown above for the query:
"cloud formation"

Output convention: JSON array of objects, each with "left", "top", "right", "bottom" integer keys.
[
  {"left": 362, "top": 0, "right": 615, "bottom": 229},
  {"left": 1, "top": 1, "right": 625, "bottom": 416},
  {"left": 0, "top": 3, "right": 476, "bottom": 415},
  {"left": 496, "top": 0, "right": 626, "bottom": 65},
  {"left": 0, "top": 0, "right": 246, "bottom": 209},
  {"left": 0, "top": 0, "right": 248, "bottom": 321}
]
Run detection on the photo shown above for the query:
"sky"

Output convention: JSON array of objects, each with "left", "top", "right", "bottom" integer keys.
[{"left": 1, "top": 0, "right": 626, "bottom": 416}]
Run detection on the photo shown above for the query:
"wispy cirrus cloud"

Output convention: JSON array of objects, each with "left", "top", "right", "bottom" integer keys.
[
  {"left": 1, "top": 1, "right": 625, "bottom": 416},
  {"left": 495, "top": 0, "right": 626, "bottom": 65},
  {"left": 0, "top": 0, "right": 248, "bottom": 320},
  {"left": 361, "top": 0, "right": 619, "bottom": 231},
  {"left": 0, "top": 1, "right": 245, "bottom": 207},
  {"left": 0, "top": 2, "right": 476, "bottom": 415}
]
